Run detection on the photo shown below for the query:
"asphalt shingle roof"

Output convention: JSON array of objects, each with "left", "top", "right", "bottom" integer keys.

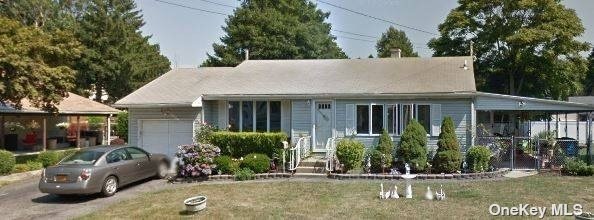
[
  {"left": 115, "top": 57, "right": 476, "bottom": 107},
  {"left": 0, "top": 92, "right": 119, "bottom": 115}
]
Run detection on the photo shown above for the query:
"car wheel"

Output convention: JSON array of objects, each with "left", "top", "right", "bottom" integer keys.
[
  {"left": 156, "top": 161, "right": 169, "bottom": 179},
  {"left": 101, "top": 176, "right": 118, "bottom": 197}
]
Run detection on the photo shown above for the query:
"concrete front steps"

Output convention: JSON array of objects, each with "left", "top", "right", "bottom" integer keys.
[{"left": 295, "top": 156, "right": 327, "bottom": 174}]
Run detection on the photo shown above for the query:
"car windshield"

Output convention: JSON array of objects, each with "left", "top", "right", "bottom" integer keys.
[{"left": 60, "top": 150, "right": 105, "bottom": 165}]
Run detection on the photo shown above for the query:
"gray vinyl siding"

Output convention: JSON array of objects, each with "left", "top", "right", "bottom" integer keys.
[
  {"left": 128, "top": 107, "right": 201, "bottom": 146},
  {"left": 291, "top": 100, "right": 312, "bottom": 143},
  {"left": 334, "top": 99, "right": 472, "bottom": 153},
  {"left": 202, "top": 100, "right": 218, "bottom": 125}
]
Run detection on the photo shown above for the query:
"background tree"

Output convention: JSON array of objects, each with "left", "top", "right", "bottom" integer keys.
[
  {"left": 584, "top": 49, "right": 594, "bottom": 95},
  {"left": 202, "top": 0, "right": 347, "bottom": 67},
  {"left": 431, "top": 117, "right": 461, "bottom": 173},
  {"left": 0, "top": 17, "right": 81, "bottom": 111},
  {"left": 428, "top": 0, "right": 590, "bottom": 100},
  {"left": 75, "top": 0, "right": 170, "bottom": 102},
  {"left": 376, "top": 26, "right": 418, "bottom": 58}
]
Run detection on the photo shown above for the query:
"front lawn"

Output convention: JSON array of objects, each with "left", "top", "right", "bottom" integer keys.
[{"left": 79, "top": 175, "right": 593, "bottom": 219}]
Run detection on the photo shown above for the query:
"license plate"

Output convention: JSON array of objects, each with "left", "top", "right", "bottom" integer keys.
[{"left": 54, "top": 175, "right": 68, "bottom": 182}]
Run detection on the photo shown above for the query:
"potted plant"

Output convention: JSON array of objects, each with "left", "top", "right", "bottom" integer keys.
[
  {"left": 184, "top": 196, "right": 207, "bottom": 212},
  {"left": 56, "top": 122, "right": 69, "bottom": 144}
]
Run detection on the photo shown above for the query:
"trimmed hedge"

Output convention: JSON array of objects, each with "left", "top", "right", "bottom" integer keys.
[
  {"left": 336, "top": 139, "right": 365, "bottom": 172},
  {"left": 0, "top": 150, "right": 15, "bottom": 175},
  {"left": 38, "top": 151, "right": 60, "bottom": 168},
  {"left": 466, "top": 146, "right": 491, "bottom": 172},
  {"left": 214, "top": 155, "right": 239, "bottom": 174},
  {"left": 563, "top": 158, "right": 594, "bottom": 176},
  {"left": 209, "top": 132, "right": 287, "bottom": 158},
  {"left": 240, "top": 153, "right": 270, "bottom": 173}
]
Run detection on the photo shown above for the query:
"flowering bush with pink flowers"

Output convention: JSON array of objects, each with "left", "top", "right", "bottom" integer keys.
[{"left": 176, "top": 143, "right": 221, "bottom": 178}]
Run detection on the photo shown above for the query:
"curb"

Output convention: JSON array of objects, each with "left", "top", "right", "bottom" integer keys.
[{"left": 173, "top": 169, "right": 510, "bottom": 183}]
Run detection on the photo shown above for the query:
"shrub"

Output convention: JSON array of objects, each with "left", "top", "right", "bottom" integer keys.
[
  {"left": 367, "top": 149, "right": 391, "bottom": 173},
  {"left": 0, "top": 150, "right": 15, "bottom": 175},
  {"left": 234, "top": 168, "right": 255, "bottom": 181},
  {"left": 12, "top": 164, "right": 29, "bottom": 173},
  {"left": 195, "top": 122, "right": 218, "bottom": 144},
  {"left": 209, "top": 132, "right": 287, "bottom": 158},
  {"left": 336, "top": 139, "right": 365, "bottom": 172},
  {"left": 26, "top": 161, "right": 43, "bottom": 171},
  {"left": 115, "top": 111, "right": 128, "bottom": 141},
  {"left": 240, "top": 153, "right": 270, "bottom": 173},
  {"left": 432, "top": 117, "right": 462, "bottom": 173},
  {"left": 214, "top": 155, "right": 239, "bottom": 174},
  {"left": 38, "top": 151, "right": 60, "bottom": 167},
  {"left": 396, "top": 120, "right": 428, "bottom": 172},
  {"left": 176, "top": 143, "right": 221, "bottom": 178},
  {"left": 562, "top": 158, "right": 594, "bottom": 176},
  {"left": 466, "top": 146, "right": 491, "bottom": 172}
]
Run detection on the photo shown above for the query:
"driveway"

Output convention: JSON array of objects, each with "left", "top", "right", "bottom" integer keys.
[{"left": 0, "top": 176, "right": 177, "bottom": 220}]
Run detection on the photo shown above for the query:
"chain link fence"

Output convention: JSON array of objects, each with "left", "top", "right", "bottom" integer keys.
[{"left": 474, "top": 136, "right": 590, "bottom": 171}]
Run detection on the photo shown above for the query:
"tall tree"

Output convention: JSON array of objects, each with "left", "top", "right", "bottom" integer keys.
[
  {"left": 202, "top": 0, "right": 347, "bottom": 67},
  {"left": 376, "top": 26, "right": 418, "bottom": 58},
  {"left": 76, "top": 0, "right": 170, "bottom": 102},
  {"left": 0, "top": 17, "right": 81, "bottom": 112},
  {"left": 585, "top": 49, "right": 594, "bottom": 95},
  {"left": 429, "top": 0, "right": 590, "bottom": 99}
]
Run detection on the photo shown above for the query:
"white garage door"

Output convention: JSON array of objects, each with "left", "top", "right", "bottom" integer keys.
[{"left": 140, "top": 120, "right": 193, "bottom": 158}]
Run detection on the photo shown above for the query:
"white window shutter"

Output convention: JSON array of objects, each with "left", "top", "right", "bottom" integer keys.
[
  {"left": 345, "top": 104, "right": 355, "bottom": 136},
  {"left": 431, "top": 104, "right": 442, "bottom": 136}
]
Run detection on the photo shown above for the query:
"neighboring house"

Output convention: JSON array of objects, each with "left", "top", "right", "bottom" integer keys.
[
  {"left": 114, "top": 56, "right": 594, "bottom": 158},
  {"left": 1, "top": 92, "right": 119, "bottom": 153}
]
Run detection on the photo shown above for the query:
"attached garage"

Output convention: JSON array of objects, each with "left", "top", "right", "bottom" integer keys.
[{"left": 139, "top": 119, "right": 194, "bottom": 158}]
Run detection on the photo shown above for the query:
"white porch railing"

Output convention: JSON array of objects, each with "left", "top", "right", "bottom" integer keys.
[
  {"left": 287, "top": 136, "right": 311, "bottom": 171},
  {"left": 325, "top": 137, "right": 339, "bottom": 172}
]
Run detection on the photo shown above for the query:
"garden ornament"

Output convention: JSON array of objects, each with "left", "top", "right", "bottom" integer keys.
[
  {"left": 435, "top": 185, "right": 446, "bottom": 201},
  {"left": 424, "top": 186, "right": 434, "bottom": 200},
  {"left": 390, "top": 185, "right": 399, "bottom": 199}
]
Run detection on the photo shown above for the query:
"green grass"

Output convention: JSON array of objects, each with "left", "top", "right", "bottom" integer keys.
[{"left": 79, "top": 174, "right": 594, "bottom": 219}]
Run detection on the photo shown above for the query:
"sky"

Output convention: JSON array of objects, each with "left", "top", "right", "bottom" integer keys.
[{"left": 134, "top": 0, "right": 594, "bottom": 68}]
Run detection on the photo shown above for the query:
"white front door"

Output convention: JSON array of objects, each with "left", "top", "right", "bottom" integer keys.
[
  {"left": 140, "top": 120, "right": 193, "bottom": 158},
  {"left": 315, "top": 102, "right": 333, "bottom": 151}
]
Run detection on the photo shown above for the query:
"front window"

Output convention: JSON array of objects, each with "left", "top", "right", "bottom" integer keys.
[
  {"left": 401, "top": 104, "right": 414, "bottom": 132},
  {"left": 228, "top": 101, "right": 282, "bottom": 132},
  {"left": 269, "top": 101, "right": 281, "bottom": 132},
  {"left": 228, "top": 101, "right": 240, "bottom": 131},
  {"left": 371, "top": 105, "right": 383, "bottom": 134},
  {"left": 242, "top": 101, "right": 253, "bottom": 132},
  {"left": 417, "top": 105, "right": 431, "bottom": 133},
  {"left": 106, "top": 149, "right": 131, "bottom": 163},
  {"left": 356, "top": 105, "right": 369, "bottom": 134},
  {"left": 256, "top": 101, "right": 267, "bottom": 132},
  {"left": 387, "top": 104, "right": 399, "bottom": 134},
  {"left": 60, "top": 150, "right": 105, "bottom": 165}
]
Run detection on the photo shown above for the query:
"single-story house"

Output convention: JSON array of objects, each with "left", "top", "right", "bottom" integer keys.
[
  {"left": 114, "top": 56, "right": 594, "bottom": 160},
  {"left": 1, "top": 92, "right": 120, "bottom": 153}
]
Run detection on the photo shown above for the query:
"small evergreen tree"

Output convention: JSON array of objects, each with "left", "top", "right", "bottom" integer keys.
[
  {"left": 432, "top": 117, "right": 462, "bottom": 173},
  {"left": 396, "top": 120, "right": 428, "bottom": 171},
  {"left": 374, "top": 129, "right": 394, "bottom": 170}
]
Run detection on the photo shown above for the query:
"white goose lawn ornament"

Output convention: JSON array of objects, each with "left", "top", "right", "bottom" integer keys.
[
  {"left": 424, "top": 186, "right": 434, "bottom": 200},
  {"left": 435, "top": 185, "right": 446, "bottom": 201},
  {"left": 380, "top": 183, "right": 385, "bottom": 199},
  {"left": 390, "top": 185, "right": 399, "bottom": 199}
]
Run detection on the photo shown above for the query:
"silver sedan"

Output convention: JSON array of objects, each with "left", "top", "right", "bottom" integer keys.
[{"left": 39, "top": 146, "right": 170, "bottom": 197}]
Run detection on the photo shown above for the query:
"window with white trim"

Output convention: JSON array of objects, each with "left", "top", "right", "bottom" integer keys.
[
  {"left": 356, "top": 105, "right": 369, "bottom": 134},
  {"left": 228, "top": 101, "right": 281, "bottom": 132},
  {"left": 386, "top": 104, "right": 399, "bottom": 135},
  {"left": 371, "top": 104, "right": 383, "bottom": 134},
  {"left": 416, "top": 104, "right": 431, "bottom": 134},
  {"left": 401, "top": 104, "right": 414, "bottom": 132}
]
